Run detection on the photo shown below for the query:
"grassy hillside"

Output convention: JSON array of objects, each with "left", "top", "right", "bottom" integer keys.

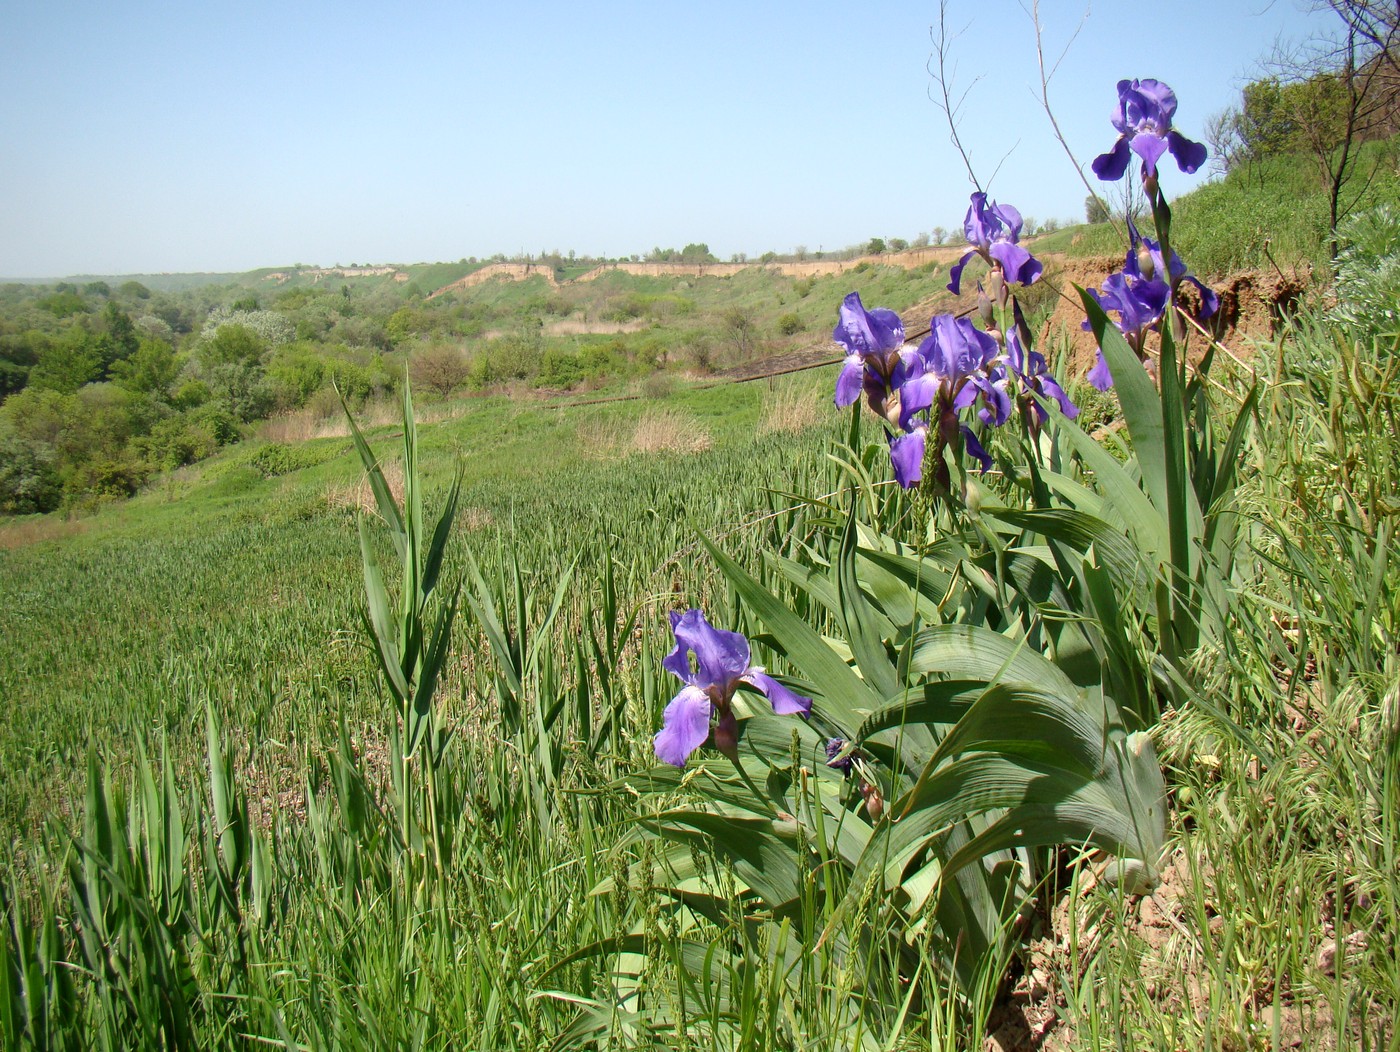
[
  {"left": 1038, "top": 135, "right": 1400, "bottom": 278},
  {"left": 2, "top": 135, "right": 1398, "bottom": 1047}
]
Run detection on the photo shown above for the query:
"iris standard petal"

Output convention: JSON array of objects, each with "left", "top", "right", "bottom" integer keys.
[
  {"left": 888, "top": 429, "right": 926, "bottom": 488},
  {"left": 833, "top": 292, "right": 905, "bottom": 355},
  {"left": 963, "top": 191, "right": 992, "bottom": 242},
  {"left": 1092, "top": 138, "right": 1132, "bottom": 181},
  {"left": 835, "top": 356, "right": 865, "bottom": 407},
  {"left": 1132, "top": 78, "right": 1177, "bottom": 123},
  {"left": 741, "top": 670, "right": 812, "bottom": 716},
  {"left": 1109, "top": 79, "right": 1134, "bottom": 133},
  {"left": 664, "top": 608, "right": 751, "bottom": 687},
  {"left": 991, "top": 201, "right": 1024, "bottom": 239},
  {"left": 1167, "top": 130, "right": 1207, "bottom": 174},
  {"left": 654, "top": 684, "right": 713, "bottom": 766}
]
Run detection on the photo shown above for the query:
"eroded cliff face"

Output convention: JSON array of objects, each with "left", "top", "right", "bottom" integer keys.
[{"left": 1035, "top": 255, "right": 1315, "bottom": 375}]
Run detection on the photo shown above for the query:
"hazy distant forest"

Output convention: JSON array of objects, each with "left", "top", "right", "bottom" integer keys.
[{"left": 1, "top": 9, "right": 1398, "bottom": 1050}]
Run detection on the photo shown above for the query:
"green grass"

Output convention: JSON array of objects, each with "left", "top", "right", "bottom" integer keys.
[
  {"left": 1, "top": 264, "right": 1396, "bottom": 1047},
  {"left": 1059, "top": 136, "right": 1400, "bottom": 279}
]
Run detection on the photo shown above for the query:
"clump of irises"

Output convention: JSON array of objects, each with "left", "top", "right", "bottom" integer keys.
[
  {"left": 1084, "top": 77, "right": 1217, "bottom": 390},
  {"left": 654, "top": 77, "right": 1218, "bottom": 765},
  {"left": 834, "top": 191, "right": 1072, "bottom": 491}
]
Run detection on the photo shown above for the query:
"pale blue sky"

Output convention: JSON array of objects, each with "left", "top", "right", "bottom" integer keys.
[{"left": 0, "top": 1, "right": 1327, "bottom": 277}]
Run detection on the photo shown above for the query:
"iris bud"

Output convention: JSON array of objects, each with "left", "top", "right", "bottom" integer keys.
[
  {"left": 860, "top": 782, "right": 884, "bottom": 821},
  {"left": 1137, "top": 244, "right": 1155, "bottom": 282},
  {"left": 987, "top": 269, "right": 1005, "bottom": 310},
  {"left": 977, "top": 285, "right": 994, "bottom": 328}
]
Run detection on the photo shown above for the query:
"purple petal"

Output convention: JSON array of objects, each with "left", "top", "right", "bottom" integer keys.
[
  {"left": 741, "top": 670, "right": 812, "bottom": 716},
  {"left": 991, "top": 201, "right": 1023, "bottom": 240},
  {"left": 897, "top": 372, "right": 936, "bottom": 431},
  {"left": 963, "top": 192, "right": 991, "bottom": 244},
  {"left": 654, "top": 685, "right": 712, "bottom": 767},
  {"left": 833, "top": 292, "right": 904, "bottom": 355},
  {"left": 890, "top": 348, "right": 925, "bottom": 389},
  {"left": 1109, "top": 79, "right": 1134, "bottom": 134},
  {"left": 1130, "top": 130, "right": 1170, "bottom": 176},
  {"left": 1087, "top": 349, "right": 1114, "bottom": 391},
  {"left": 1092, "top": 138, "right": 1131, "bottom": 181},
  {"left": 961, "top": 426, "right": 993, "bottom": 472},
  {"left": 1126, "top": 79, "right": 1177, "bottom": 128},
  {"left": 981, "top": 381, "right": 1012, "bottom": 428},
  {"left": 888, "top": 429, "right": 926, "bottom": 488},
  {"left": 1167, "top": 130, "right": 1207, "bottom": 175},
  {"left": 989, "top": 242, "right": 1042, "bottom": 287},
  {"left": 835, "top": 356, "right": 864, "bottom": 407},
  {"left": 1185, "top": 275, "right": 1219, "bottom": 319},
  {"left": 664, "top": 608, "right": 750, "bottom": 689},
  {"left": 1040, "top": 376, "right": 1079, "bottom": 420},
  {"left": 947, "top": 250, "right": 975, "bottom": 295},
  {"left": 924, "top": 315, "right": 997, "bottom": 381}
]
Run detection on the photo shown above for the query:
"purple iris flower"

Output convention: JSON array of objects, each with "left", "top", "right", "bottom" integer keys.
[
  {"left": 1082, "top": 220, "right": 1217, "bottom": 391},
  {"left": 832, "top": 292, "right": 914, "bottom": 418},
  {"left": 1130, "top": 220, "right": 1220, "bottom": 319},
  {"left": 900, "top": 315, "right": 1005, "bottom": 475},
  {"left": 948, "top": 192, "right": 1044, "bottom": 296},
  {"left": 825, "top": 738, "right": 854, "bottom": 772},
  {"left": 654, "top": 608, "right": 811, "bottom": 767},
  {"left": 1083, "top": 270, "right": 1171, "bottom": 390},
  {"left": 831, "top": 291, "right": 935, "bottom": 485},
  {"left": 1006, "top": 324, "right": 1078, "bottom": 423},
  {"left": 1092, "top": 78, "right": 1207, "bottom": 182}
]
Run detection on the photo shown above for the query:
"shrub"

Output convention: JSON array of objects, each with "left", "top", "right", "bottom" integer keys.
[
  {"left": 1330, "top": 202, "right": 1400, "bottom": 344},
  {"left": 64, "top": 454, "right": 148, "bottom": 500},
  {"left": 537, "top": 347, "right": 583, "bottom": 389},
  {"left": 0, "top": 432, "right": 61, "bottom": 513},
  {"left": 778, "top": 312, "right": 803, "bottom": 335},
  {"left": 247, "top": 442, "right": 326, "bottom": 478}
]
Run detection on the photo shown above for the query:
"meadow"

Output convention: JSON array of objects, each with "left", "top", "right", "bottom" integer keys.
[{"left": 1, "top": 101, "right": 1399, "bottom": 1052}]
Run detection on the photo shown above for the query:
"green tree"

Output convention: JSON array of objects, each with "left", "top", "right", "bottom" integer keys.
[
  {"left": 0, "top": 430, "right": 62, "bottom": 513},
  {"left": 111, "top": 339, "right": 180, "bottom": 399},
  {"left": 198, "top": 323, "right": 266, "bottom": 370},
  {"left": 866, "top": 237, "right": 886, "bottom": 255},
  {"left": 680, "top": 242, "right": 716, "bottom": 264},
  {"left": 29, "top": 329, "right": 103, "bottom": 393}
]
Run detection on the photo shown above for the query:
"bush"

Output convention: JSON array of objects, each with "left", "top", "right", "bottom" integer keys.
[
  {"left": 135, "top": 411, "right": 233, "bottom": 471},
  {"left": 64, "top": 454, "right": 148, "bottom": 500},
  {"left": 778, "top": 312, "right": 803, "bottom": 335},
  {"left": 537, "top": 347, "right": 583, "bottom": 389},
  {"left": 0, "top": 432, "right": 61, "bottom": 513},
  {"left": 1330, "top": 203, "right": 1400, "bottom": 344},
  {"left": 247, "top": 443, "right": 326, "bottom": 478},
  {"left": 173, "top": 380, "right": 212, "bottom": 410}
]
